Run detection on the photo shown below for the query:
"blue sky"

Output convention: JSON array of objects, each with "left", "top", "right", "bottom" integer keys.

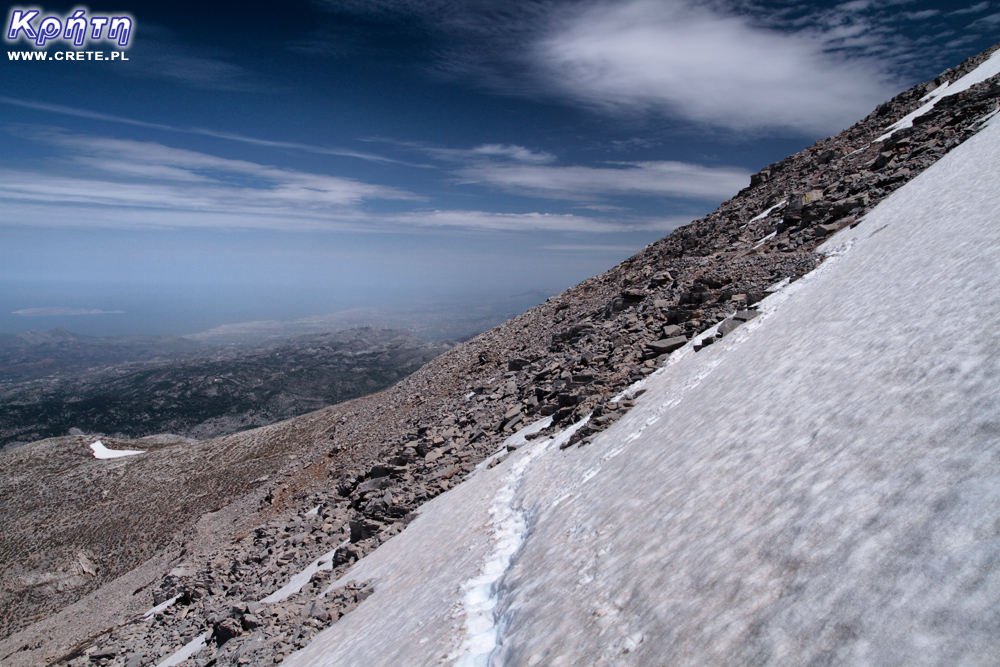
[{"left": 2, "top": 0, "right": 997, "bottom": 336}]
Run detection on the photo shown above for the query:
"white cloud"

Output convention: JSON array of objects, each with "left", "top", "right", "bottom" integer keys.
[
  {"left": 0, "top": 198, "right": 641, "bottom": 234},
  {"left": 0, "top": 130, "right": 653, "bottom": 234},
  {"left": 532, "top": 0, "right": 898, "bottom": 134},
  {"left": 468, "top": 144, "right": 556, "bottom": 163},
  {"left": 13, "top": 308, "right": 124, "bottom": 316},
  {"left": 457, "top": 160, "right": 749, "bottom": 201},
  {"left": 315, "top": 0, "right": 984, "bottom": 134},
  {"left": 970, "top": 11, "right": 1000, "bottom": 27},
  {"left": 950, "top": 2, "right": 990, "bottom": 16},
  {"left": 413, "top": 142, "right": 556, "bottom": 164},
  {"left": 0, "top": 129, "right": 708, "bottom": 235},
  {"left": 900, "top": 9, "right": 941, "bottom": 20}
]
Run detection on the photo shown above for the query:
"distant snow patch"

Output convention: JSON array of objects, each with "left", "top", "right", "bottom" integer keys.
[
  {"left": 752, "top": 230, "right": 776, "bottom": 249},
  {"left": 89, "top": 440, "right": 144, "bottom": 459}
]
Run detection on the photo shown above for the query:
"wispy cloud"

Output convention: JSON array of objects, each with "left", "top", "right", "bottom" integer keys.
[
  {"left": 0, "top": 129, "right": 665, "bottom": 234},
  {"left": 460, "top": 144, "right": 556, "bottom": 163},
  {"left": 456, "top": 160, "right": 749, "bottom": 201},
  {"left": 13, "top": 308, "right": 124, "bottom": 316},
  {"left": 950, "top": 2, "right": 990, "bottom": 16},
  {"left": 382, "top": 210, "right": 625, "bottom": 233},
  {"left": 970, "top": 11, "right": 1000, "bottom": 27},
  {"left": 0, "top": 96, "right": 412, "bottom": 165},
  {"left": 0, "top": 129, "right": 419, "bottom": 230},
  {"left": 900, "top": 9, "right": 941, "bottom": 20},
  {"left": 388, "top": 137, "right": 746, "bottom": 202}
]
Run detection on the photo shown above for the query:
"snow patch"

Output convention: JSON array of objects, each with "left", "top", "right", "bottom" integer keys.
[
  {"left": 748, "top": 199, "right": 787, "bottom": 222},
  {"left": 475, "top": 416, "right": 553, "bottom": 472},
  {"left": 89, "top": 440, "right": 144, "bottom": 459},
  {"left": 752, "top": 230, "right": 776, "bottom": 249},
  {"left": 281, "top": 116, "right": 1000, "bottom": 665},
  {"left": 155, "top": 631, "right": 210, "bottom": 667},
  {"left": 260, "top": 541, "right": 348, "bottom": 604},
  {"left": 143, "top": 594, "right": 180, "bottom": 618}
]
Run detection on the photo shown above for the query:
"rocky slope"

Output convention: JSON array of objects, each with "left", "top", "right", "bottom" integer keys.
[{"left": 1, "top": 42, "right": 997, "bottom": 667}]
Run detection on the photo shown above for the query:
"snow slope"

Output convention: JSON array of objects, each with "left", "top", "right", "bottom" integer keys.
[{"left": 285, "top": 115, "right": 1000, "bottom": 666}]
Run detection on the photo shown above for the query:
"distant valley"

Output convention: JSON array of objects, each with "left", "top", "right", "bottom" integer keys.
[{"left": 0, "top": 327, "right": 454, "bottom": 451}]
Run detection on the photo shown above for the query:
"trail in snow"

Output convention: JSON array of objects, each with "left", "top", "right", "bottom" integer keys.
[{"left": 451, "top": 417, "right": 590, "bottom": 667}]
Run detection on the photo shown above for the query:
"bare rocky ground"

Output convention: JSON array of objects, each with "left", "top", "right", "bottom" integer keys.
[{"left": 1, "top": 43, "right": 997, "bottom": 667}]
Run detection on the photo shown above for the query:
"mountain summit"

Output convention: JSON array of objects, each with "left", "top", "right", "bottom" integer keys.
[{"left": 2, "top": 43, "right": 999, "bottom": 667}]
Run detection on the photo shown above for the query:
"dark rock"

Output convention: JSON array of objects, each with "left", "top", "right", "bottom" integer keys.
[
  {"left": 646, "top": 337, "right": 688, "bottom": 355},
  {"left": 750, "top": 168, "right": 770, "bottom": 187},
  {"left": 355, "top": 477, "right": 393, "bottom": 494},
  {"left": 622, "top": 289, "right": 647, "bottom": 302},
  {"left": 349, "top": 519, "right": 383, "bottom": 543},
  {"left": 716, "top": 319, "right": 742, "bottom": 338},
  {"left": 214, "top": 617, "right": 242, "bottom": 645},
  {"left": 662, "top": 324, "right": 683, "bottom": 337},
  {"left": 241, "top": 613, "right": 262, "bottom": 630},
  {"left": 332, "top": 546, "right": 359, "bottom": 566},
  {"left": 89, "top": 647, "right": 117, "bottom": 661},
  {"left": 507, "top": 358, "right": 530, "bottom": 371},
  {"left": 734, "top": 309, "right": 760, "bottom": 323},
  {"left": 368, "top": 465, "right": 392, "bottom": 479}
]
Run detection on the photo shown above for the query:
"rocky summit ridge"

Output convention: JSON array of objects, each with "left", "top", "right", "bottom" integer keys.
[{"left": 1, "top": 42, "right": 999, "bottom": 667}]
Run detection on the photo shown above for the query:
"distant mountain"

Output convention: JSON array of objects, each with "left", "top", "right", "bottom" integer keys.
[
  {"left": 185, "top": 291, "right": 557, "bottom": 345},
  {"left": 1, "top": 42, "right": 997, "bottom": 667}
]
